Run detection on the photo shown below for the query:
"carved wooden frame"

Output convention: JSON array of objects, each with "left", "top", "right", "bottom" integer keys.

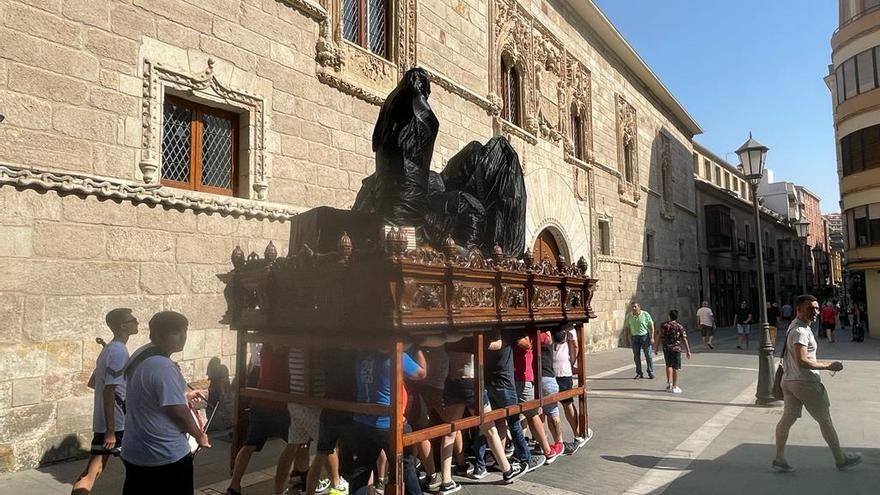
[
  {"left": 140, "top": 58, "right": 268, "bottom": 200},
  {"left": 616, "top": 95, "right": 640, "bottom": 203}
]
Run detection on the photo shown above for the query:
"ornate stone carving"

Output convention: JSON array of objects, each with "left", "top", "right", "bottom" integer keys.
[
  {"left": 616, "top": 95, "right": 640, "bottom": 202},
  {"left": 0, "top": 164, "right": 297, "bottom": 220},
  {"left": 316, "top": 70, "right": 385, "bottom": 105},
  {"left": 141, "top": 59, "right": 268, "bottom": 199},
  {"left": 659, "top": 132, "right": 675, "bottom": 220},
  {"left": 423, "top": 67, "right": 497, "bottom": 115}
]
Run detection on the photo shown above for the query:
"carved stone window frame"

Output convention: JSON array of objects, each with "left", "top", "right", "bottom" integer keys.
[
  {"left": 616, "top": 95, "right": 640, "bottom": 204},
  {"left": 565, "top": 61, "right": 593, "bottom": 166},
  {"left": 596, "top": 215, "right": 612, "bottom": 257},
  {"left": 316, "top": 0, "right": 417, "bottom": 105},
  {"left": 491, "top": 0, "right": 537, "bottom": 144},
  {"left": 140, "top": 58, "right": 268, "bottom": 200}
]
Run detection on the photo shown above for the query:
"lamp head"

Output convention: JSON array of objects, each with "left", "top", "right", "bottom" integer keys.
[{"left": 736, "top": 133, "right": 769, "bottom": 185}]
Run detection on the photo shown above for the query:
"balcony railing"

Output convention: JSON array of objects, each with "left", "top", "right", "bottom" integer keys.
[{"left": 836, "top": 4, "right": 880, "bottom": 35}]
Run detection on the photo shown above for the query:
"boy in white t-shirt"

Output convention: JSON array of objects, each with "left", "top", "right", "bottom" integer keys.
[
  {"left": 72, "top": 308, "right": 139, "bottom": 495},
  {"left": 695, "top": 301, "right": 715, "bottom": 349}
]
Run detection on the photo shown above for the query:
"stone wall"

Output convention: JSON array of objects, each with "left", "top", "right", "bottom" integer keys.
[{"left": 0, "top": 0, "right": 700, "bottom": 470}]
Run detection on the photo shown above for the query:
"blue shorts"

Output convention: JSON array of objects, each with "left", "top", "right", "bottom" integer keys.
[{"left": 540, "top": 377, "right": 559, "bottom": 417}]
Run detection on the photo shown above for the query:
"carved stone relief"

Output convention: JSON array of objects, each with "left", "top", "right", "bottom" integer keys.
[
  {"left": 140, "top": 58, "right": 268, "bottom": 200},
  {"left": 659, "top": 132, "right": 674, "bottom": 220},
  {"left": 616, "top": 95, "right": 640, "bottom": 202}
]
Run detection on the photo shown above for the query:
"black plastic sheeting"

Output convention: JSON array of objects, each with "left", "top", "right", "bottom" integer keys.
[{"left": 353, "top": 68, "right": 527, "bottom": 257}]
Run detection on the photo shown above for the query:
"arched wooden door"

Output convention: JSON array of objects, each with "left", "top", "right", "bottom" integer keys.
[{"left": 533, "top": 229, "right": 561, "bottom": 266}]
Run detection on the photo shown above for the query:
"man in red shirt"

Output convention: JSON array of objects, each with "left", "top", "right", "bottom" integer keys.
[
  {"left": 226, "top": 344, "right": 291, "bottom": 495},
  {"left": 821, "top": 302, "right": 838, "bottom": 344}
]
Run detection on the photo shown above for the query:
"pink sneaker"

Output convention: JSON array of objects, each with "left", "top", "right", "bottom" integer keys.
[{"left": 544, "top": 442, "right": 564, "bottom": 464}]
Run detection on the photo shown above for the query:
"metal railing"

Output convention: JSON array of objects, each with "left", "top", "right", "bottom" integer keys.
[{"left": 835, "top": 4, "right": 880, "bottom": 36}]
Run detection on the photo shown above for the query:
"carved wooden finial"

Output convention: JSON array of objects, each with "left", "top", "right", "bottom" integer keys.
[
  {"left": 523, "top": 249, "right": 534, "bottom": 270},
  {"left": 556, "top": 254, "right": 567, "bottom": 272},
  {"left": 264, "top": 241, "right": 277, "bottom": 262},
  {"left": 492, "top": 244, "right": 504, "bottom": 264},
  {"left": 231, "top": 245, "right": 245, "bottom": 269},
  {"left": 385, "top": 227, "right": 407, "bottom": 257},
  {"left": 577, "top": 256, "right": 588, "bottom": 275},
  {"left": 442, "top": 235, "right": 457, "bottom": 260},
  {"left": 338, "top": 231, "right": 353, "bottom": 263}
]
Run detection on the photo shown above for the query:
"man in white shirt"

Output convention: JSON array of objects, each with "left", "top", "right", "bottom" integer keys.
[
  {"left": 71, "top": 308, "right": 139, "bottom": 495},
  {"left": 695, "top": 301, "right": 715, "bottom": 350},
  {"left": 121, "top": 311, "right": 210, "bottom": 494},
  {"left": 773, "top": 295, "right": 861, "bottom": 472}
]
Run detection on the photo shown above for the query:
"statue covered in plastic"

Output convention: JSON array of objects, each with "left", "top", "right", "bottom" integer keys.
[{"left": 353, "top": 67, "right": 527, "bottom": 257}]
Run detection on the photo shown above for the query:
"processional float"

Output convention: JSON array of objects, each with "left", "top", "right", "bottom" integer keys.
[{"left": 219, "top": 68, "right": 598, "bottom": 495}]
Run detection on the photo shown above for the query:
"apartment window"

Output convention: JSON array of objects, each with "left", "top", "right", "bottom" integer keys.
[
  {"left": 714, "top": 166, "right": 721, "bottom": 186},
  {"left": 844, "top": 58, "right": 858, "bottom": 99},
  {"left": 598, "top": 219, "right": 611, "bottom": 255},
  {"left": 162, "top": 96, "right": 238, "bottom": 196},
  {"left": 501, "top": 57, "right": 521, "bottom": 126},
  {"left": 645, "top": 232, "right": 655, "bottom": 262},
  {"left": 693, "top": 153, "right": 700, "bottom": 175},
  {"left": 835, "top": 45, "right": 880, "bottom": 104},
  {"left": 705, "top": 204, "right": 733, "bottom": 251},
  {"left": 857, "top": 49, "right": 876, "bottom": 93},
  {"left": 342, "top": 0, "right": 389, "bottom": 58},
  {"left": 724, "top": 172, "right": 730, "bottom": 190},
  {"left": 703, "top": 158, "right": 712, "bottom": 180},
  {"left": 841, "top": 123, "right": 880, "bottom": 176},
  {"left": 571, "top": 105, "right": 586, "bottom": 161}
]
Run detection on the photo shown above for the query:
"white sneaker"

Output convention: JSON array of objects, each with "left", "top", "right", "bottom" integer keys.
[{"left": 672, "top": 386, "right": 682, "bottom": 394}]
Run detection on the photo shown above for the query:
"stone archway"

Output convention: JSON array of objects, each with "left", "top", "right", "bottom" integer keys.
[
  {"left": 524, "top": 167, "right": 589, "bottom": 265},
  {"left": 533, "top": 227, "right": 564, "bottom": 265}
]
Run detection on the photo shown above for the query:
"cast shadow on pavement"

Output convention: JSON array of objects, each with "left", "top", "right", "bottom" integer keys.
[{"left": 603, "top": 444, "right": 878, "bottom": 495}]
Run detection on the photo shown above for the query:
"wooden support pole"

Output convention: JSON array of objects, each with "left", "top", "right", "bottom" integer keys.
[
  {"left": 576, "top": 322, "right": 589, "bottom": 437},
  {"left": 474, "top": 333, "right": 484, "bottom": 424},
  {"left": 388, "top": 339, "right": 405, "bottom": 495},
  {"left": 533, "top": 325, "right": 542, "bottom": 402},
  {"left": 231, "top": 330, "right": 248, "bottom": 475}
]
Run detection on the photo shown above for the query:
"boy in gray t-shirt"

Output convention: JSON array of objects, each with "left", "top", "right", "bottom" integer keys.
[{"left": 72, "top": 308, "right": 138, "bottom": 495}]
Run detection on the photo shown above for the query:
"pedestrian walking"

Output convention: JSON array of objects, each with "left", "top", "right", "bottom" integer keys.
[
  {"left": 71, "top": 309, "right": 139, "bottom": 495},
  {"left": 851, "top": 304, "right": 865, "bottom": 342},
  {"left": 121, "top": 311, "right": 210, "bottom": 495},
  {"left": 767, "top": 302, "right": 781, "bottom": 345},
  {"left": 623, "top": 302, "right": 655, "bottom": 379},
  {"left": 773, "top": 295, "right": 862, "bottom": 472},
  {"left": 821, "top": 301, "right": 838, "bottom": 343},
  {"left": 695, "top": 301, "right": 715, "bottom": 349},
  {"left": 735, "top": 301, "right": 753, "bottom": 350},
  {"left": 655, "top": 310, "right": 691, "bottom": 394}
]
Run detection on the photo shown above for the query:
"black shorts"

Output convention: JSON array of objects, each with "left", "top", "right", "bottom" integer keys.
[
  {"left": 664, "top": 351, "right": 682, "bottom": 370},
  {"left": 244, "top": 406, "right": 291, "bottom": 451},
  {"left": 822, "top": 322, "right": 836, "bottom": 330},
  {"left": 443, "top": 378, "right": 475, "bottom": 408},
  {"left": 123, "top": 454, "right": 192, "bottom": 495},
  {"left": 90, "top": 430, "right": 124, "bottom": 455},
  {"left": 317, "top": 409, "right": 352, "bottom": 454},
  {"left": 556, "top": 376, "right": 574, "bottom": 404}
]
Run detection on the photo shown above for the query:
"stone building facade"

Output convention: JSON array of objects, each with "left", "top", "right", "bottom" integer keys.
[
  {"left": 693, "top": 144, "right": 801, "bottom": 326},
  {"left": 0, "top": 0, "right": 701, "bottom": 470}
]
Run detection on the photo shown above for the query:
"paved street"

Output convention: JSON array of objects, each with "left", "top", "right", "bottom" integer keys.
[{"left": 2, "top": 326, "right": 877, "bottom": 495}]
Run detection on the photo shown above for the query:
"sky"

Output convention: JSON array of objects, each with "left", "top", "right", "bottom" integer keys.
[{"left": 593, "top": 0, "right": 840, "bottom": 213}]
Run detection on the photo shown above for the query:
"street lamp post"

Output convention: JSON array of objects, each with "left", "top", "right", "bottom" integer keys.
[
  {"left": 794, "top": 220, "right": 809, "bottom": 294},
  {"left": 736, "top": 134, "right": 779, "bottom": 406}
]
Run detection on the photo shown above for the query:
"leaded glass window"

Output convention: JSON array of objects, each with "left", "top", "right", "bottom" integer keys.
[
  {"left": 501, "top": 59, "right": 521, "bottom": 126},
  {"left": 161, "top": 96, "right": 238, "bottom": 196},
  {"left": 342, "top": 0, "right": 389, "bottom": 59}
]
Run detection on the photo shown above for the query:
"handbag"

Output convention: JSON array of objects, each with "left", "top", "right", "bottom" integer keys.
[{"left": 772, "top": 333, "right": 788, "bottom": 401}]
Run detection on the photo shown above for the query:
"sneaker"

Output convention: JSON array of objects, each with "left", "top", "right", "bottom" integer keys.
[
  {"left": 523, "top": 454, "right": 546, "bottom": 473},
  {"left": 736, "top": 345, "right": 742, "bottom": 350},
  {"left": 544, "top": 443, "right": 563, "bottom": 464},
  {"left": 315, "top": 478, "right": 332, "bottom": 494},
  {"left": 504, "top": 442, "right": 515, "bottom": 457},
  {"left": 707, "top": 343, "right": 714, "bottom": 349},
  {"left": 438, "top": 480, "right": 461, "bottom": 495},
  {"left": 575, "top": 434, "right": 589, "bottom": 448},
  {"left": 771, "top": 459, "right": 794, "bottom": 472},
  {"left": 563, "top": 441, "right": 579, "bottom": 455},
  {"left": 633, "top": 373, "right": 643, "bottom": 379},
  {"left": 330, "top": 477, "right": 349, "bottom": 495},
  {"left": 422, "top": 473, "right": 442, "bottom": 492},
  {"left": 836, "top": 453, "right": 863, "bottom": 471},
  {"left": 467, "top": 466, "right": 488, "bottom": 480},
  {"left": 502, "top": 462, "right": 525, "bottom": 483},
  {"left": 226, "top": 489, "right": 243, "bottom": 495},
  {"left": 453, "top": 461, "right": 474, "bottom": 477},
  {"left": 671, "top": 386, "right": 682, "bottom": 394},
  {"left": 647, "top": 373, "right": 655, "bottom": 379}
]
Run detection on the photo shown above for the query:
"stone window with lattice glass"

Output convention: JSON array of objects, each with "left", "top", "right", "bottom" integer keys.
[
  {"left": 161, "top": 96, "right": 239, "bottom": 196},
  {"left": 342, "top": 0, "right": 389, "bottom": 58}
]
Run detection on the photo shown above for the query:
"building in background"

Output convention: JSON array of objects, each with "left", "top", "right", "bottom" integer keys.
[
  {"left": 827, "top": 0, "right": 880, "bottom": 329},
  {"left": 693, "top": 143, "right": 801, "bottom": 326},
  {"left": 0, "top": 0, "right": 703, "bottom": 470}
]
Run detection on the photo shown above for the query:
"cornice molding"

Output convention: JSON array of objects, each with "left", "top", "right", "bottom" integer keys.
[{"left": 0, "top": 163, "right": 299, "bottom": 221}]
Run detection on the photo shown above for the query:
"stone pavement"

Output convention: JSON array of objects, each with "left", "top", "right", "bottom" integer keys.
[{"left": 1, "top": 326, "right": 877, "bottom": 495}]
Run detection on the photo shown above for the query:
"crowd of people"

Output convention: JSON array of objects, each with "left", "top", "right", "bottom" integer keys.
[
  {"left": 72, "top": 311, "right": 591, "bottom": 495},
  {"left": 71, "top": 294, "right": 866, "bottom": 495}
]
